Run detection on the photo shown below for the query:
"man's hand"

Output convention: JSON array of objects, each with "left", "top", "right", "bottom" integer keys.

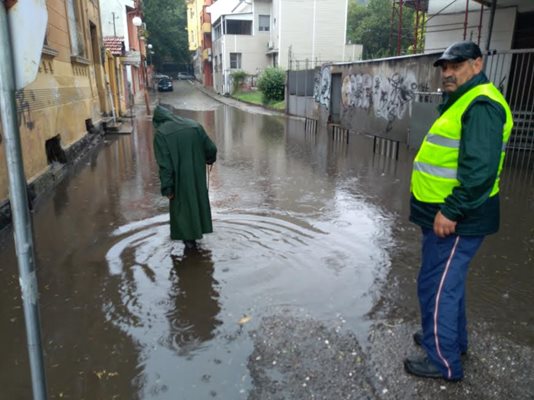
[
  {"left": 167, "top": 194, "right": 174, "bottom": 200},
  {"left": 433, "top": 211, "right": 457, "bottom": 238}
]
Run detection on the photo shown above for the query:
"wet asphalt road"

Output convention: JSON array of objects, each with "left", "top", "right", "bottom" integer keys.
[{"left": 0, "top": 81, "right": 532, "bottom": 399}]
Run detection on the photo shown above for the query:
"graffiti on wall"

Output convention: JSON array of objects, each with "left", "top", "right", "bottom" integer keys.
[
  {"left": 314, "top": 66, "right": 331, "bottom": 110},
  {"left": 16, "top": 90, "right": 35, "bottom": 130},
  {"left": 341, "top": 71, "right": 422, "bottom": 131}
]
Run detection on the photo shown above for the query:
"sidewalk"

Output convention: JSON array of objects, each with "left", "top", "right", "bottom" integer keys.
[{"left": 190, "top": 81, "right": 287, "bottom": 117}]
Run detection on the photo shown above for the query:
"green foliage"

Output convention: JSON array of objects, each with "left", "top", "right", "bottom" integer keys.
[
  {"left": 142, "top": 0, "right": 190, "bottom": 68},
  {"left": 257, "top": 68, "right": 285, "bottom": 104},
  {"left": 231, "top": 70, "right": 248, "bottom": 94},
  {"left": 233, "top": 90, "right": 285, "bottom": 111},
  {"left": 233, "top": 90, "right": 262, "bottom": 104},
  {"left": 347, "top": 0, "right": 421, "bottom": 59}
]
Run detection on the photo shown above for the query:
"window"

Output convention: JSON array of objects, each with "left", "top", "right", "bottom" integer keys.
[
  {"left": 214, "top": 56, "right": 218, "bottom": 72},
  {"left": 230, "top": 53, "right": 242, "bottom": 69},
  {"left": 226, "top": 20, "right": 252, "bottom": 35},
  {"left": 66, "top": 0, "right": 86, "bottom": 57},
  {"left": 213, "top": 23, "right": 221, "bottom": 40},
  {"left": 259, "top": 15, "right": 270, "bottom": 32}
]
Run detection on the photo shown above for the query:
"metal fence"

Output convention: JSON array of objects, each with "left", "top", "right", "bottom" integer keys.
[
  {"left": 484, "top": 48, "right": 534, "bottom": 186},
  {"left": 287, "top": 69, "right": 315, "bottom": 97}
]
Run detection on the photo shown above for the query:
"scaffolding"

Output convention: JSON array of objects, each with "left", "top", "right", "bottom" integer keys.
[{"left": 390, "top": 0, "right": 429, "bottom": 56}]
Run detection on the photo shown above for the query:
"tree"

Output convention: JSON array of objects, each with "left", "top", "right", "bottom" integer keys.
[
  {"left": 347, "top": 0, "right": 421, "bottom": 60},
  {"left": 142, "top": 0, "right": 190, "bottom": 68}
]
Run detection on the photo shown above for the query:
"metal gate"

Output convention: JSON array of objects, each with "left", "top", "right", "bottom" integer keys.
[{"left": 485, "top": 49, "right": 534, "bottom": 186}]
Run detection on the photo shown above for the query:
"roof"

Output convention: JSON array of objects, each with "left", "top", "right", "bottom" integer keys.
[{"left": 103, "top": 36, "right": 125, "bottom": 56}]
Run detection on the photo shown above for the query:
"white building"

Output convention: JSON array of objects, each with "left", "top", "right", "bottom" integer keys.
[
  {"left": 424, "top": 0, "right": 534, "bottom": 52},
  {"left": 208, "top": 0, "right": 361, "bottom": 94}
]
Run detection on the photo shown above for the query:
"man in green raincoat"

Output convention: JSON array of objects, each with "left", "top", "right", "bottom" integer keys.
[{"left": 153, "top": 105, "right": 217, "bottom": 249}]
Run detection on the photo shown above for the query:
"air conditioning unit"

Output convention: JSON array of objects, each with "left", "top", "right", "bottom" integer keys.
[{"left": 268, "top": 41, "right": 274, "bottom": 50}]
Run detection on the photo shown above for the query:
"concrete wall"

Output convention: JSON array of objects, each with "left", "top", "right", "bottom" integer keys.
[
  {"left": 0, "top": 0, "right": 108, "bottom": 203},
  {"left": 306, "top": 53, "right": 441, "bottom": 143}
]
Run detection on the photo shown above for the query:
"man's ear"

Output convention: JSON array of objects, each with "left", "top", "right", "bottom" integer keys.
[{"left": 473, "top": 57, "right": 484, "bottom": 74}]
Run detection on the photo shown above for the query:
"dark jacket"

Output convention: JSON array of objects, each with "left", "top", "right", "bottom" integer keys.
[
  {"left": 153, "top": 106, "right": 217, "bottom": 240},
  {"left": 410, "top": 72, "right": 507, "bottom": 236}
]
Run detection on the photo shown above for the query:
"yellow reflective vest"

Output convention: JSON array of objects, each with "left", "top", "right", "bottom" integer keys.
[{"left": 411, "top": 83, "right": 513, "bottom": 203}]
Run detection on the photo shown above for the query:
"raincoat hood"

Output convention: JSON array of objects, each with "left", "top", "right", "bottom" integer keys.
[{"left": 153, "top": 105, "right": 199, "bottom": 132}]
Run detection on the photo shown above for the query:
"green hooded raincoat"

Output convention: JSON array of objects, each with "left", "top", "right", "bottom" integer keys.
[{"left": 153, "top": 106, "right": 217, "bottom": 240}]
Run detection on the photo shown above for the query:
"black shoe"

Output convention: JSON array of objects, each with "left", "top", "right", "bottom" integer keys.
[
  {"left": 183, "top": 240, "right": 197, "bottom": 250},
  {"left": 404, "top": 355, "right": 462, "bottom": 381},
  {"left": 413, "top": 330, "right": 467, "bottom": 356}
]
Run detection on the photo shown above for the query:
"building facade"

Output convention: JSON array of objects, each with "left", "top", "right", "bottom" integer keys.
[
  {"left": 187, "top": 0, "right": 214, "bottom": 86},
  {"left": 100, "top": 0, "right": 136, "bottom": 115},
  {"left": 0, "top": 0, "right": 109, "bottom": 223},
  {"left": 208, "top": 0, "right": 359, "bottom": 95}
]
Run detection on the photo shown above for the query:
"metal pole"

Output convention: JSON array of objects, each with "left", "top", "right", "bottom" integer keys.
[
  {"left": 397, "top": 0, "right": 403, "bottom": 56},
  {"left": 138, "top": 32, "right": 151, "bottom": 115},
  {"left": 414, "top": 0, "right": 419, "bottom": 54},
  {"left": 485, "top": 0, "right": 497, "bottom": 51},
  {"left": 0, "top": 3, "right": 48, "bottom": 400},
  {"left": 389, "top": 1, "right": 395, "bottom": 55},
  {"left": 463, "top": 0, "right": 469, "bottom": 40},
  {"left": 477, "top": 4, "right": 484, "bottom": 46}
]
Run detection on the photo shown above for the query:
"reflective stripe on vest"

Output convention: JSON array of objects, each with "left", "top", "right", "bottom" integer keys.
[{"left": 411, "top": 83, "right": 513, "bottom": 203}]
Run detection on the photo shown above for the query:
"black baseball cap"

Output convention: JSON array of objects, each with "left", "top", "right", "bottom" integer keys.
[{"left": 434, "top": 41, "right": 483, "bottom": 67}]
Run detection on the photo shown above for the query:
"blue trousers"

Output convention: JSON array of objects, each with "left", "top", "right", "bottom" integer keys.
[{"left": 418, "top": 227, "right": 484, "bottom": 380}]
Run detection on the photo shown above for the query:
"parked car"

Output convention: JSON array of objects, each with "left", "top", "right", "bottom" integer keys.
[
  {"left": 153, "top": 73, "right": 170, "bottom": 81},
  {"left": 177, "top": 72, "right": 195, "bottom": 80},
  {"left": 157, "top": 78, "right": 173, "bottom": 92}
]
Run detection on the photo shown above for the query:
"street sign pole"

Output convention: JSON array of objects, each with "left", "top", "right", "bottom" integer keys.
[{"left": 0, "top": 2, "right": 48, "bottom": 399}]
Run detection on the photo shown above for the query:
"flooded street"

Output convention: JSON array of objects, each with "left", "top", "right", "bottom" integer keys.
[{"left": 0, "top": 81, "right": 533, "bottom": 399}]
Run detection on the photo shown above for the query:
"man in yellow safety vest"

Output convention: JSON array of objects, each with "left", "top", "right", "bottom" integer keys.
[{"left": 404, "top": 41, "right": 513, "bottom": 381}]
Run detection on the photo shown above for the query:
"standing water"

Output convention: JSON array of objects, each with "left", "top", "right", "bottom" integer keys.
[{"left": 0, "top": 83, "right": 532, "bottom": 399}]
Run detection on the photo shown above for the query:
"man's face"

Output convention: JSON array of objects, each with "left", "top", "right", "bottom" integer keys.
[{"left": 440, "top": 57, "right": 483, "bottom": 93}]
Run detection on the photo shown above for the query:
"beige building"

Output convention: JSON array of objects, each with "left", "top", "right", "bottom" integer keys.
[
  {"left": 0, "top": 0, "right": 109, "bottom": 222},
  {"left": 208, "top": 0, "right": 360, "bottom": 95}
]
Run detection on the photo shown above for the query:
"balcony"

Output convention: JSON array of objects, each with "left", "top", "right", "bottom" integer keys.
[{"left": 202, "top": 48, "right": 211, "bottom": 61}]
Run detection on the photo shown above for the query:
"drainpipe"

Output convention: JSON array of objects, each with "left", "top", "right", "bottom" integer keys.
[
  {"left": 222, "top": 16, "right": 227, "bottom": 94},
  {"left": 0, "top": 2, "right": 48, "bottom": 400},
  {"left": 311, "top": 0, "right": 316, "bottom": 64},
  {"left": 485, "top": 0, "right": 497, "bottom": 51}
]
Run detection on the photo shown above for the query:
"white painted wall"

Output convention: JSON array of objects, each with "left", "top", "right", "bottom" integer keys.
[
  {"left": 429, "top": 0, "right": 534, "bottom": 14},
  {"left": 276, "top": 0, "right": 349, "bottom": 69},
  {"left": 425, "top": 3, "right": 518, "bottom": 52}
]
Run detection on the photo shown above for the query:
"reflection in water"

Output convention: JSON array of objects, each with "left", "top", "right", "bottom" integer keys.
[{"left": 168, "top": 248, "right": 221, "bottom": 355}]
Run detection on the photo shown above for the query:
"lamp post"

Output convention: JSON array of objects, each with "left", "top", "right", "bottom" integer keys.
[
  {"left": 147, "top": 43, "right": 153, "bottom": 65},
  {"left": 132, "top": 16, "right": 150, "bottom": 115},
  {"left": 147, "top": 43, "right": 153, "bottom": 90}
]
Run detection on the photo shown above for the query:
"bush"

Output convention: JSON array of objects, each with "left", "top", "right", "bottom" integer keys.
[
  {"left": 257, "top": 67, "right": 285, "bottom": 104},
  {"left": 231, "top": 70, "right": 248, "bottom": 94}
]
